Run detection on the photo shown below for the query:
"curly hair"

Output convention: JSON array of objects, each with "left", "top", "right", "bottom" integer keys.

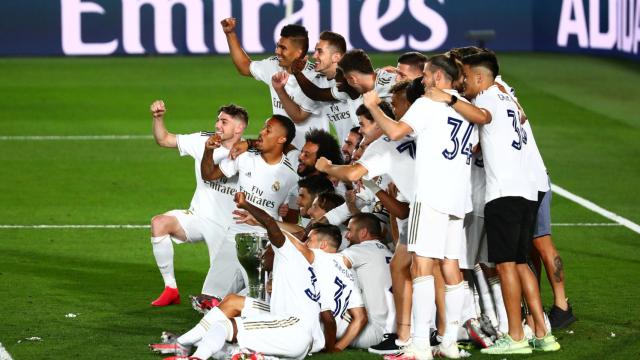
[{"left": 305, "top": 128, "right": 344, "bottom": 165}]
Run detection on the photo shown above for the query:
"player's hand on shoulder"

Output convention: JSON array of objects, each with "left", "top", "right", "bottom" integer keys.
[
  {"left": 230, "top": 140, "right": 249, "bottom": 159},
  {"left": 291, "top": 57, "right": 307, "bottom": 74},
  {"left": 424, "top": 86, "right": 450, "bottom": 103},
  {"left": 379, "top": 65, "right": 398, "bottom": 74},
  {"left": 220, "top": 17, "right": 237, "bottom": 33},
  {"left": 150, "top": 100, "right": 165, "bottom": 119},
  {"left": 271, "top": 71, "right": 289, "bottom": 90},
  {"left": 362, "top": 90, "right": 381, "bottom": 109},
  {"left": 205, "top": 134, "right": 222, "bottom": 150},
  {"left": 315, "top": 156, "right": 332, "bottom": 172}
]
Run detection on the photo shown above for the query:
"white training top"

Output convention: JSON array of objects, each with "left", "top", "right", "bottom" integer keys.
[
  {"left": 177, "top": 133, "right": 238, "bottom": 226},
  {"left": 330, "top": 69, "right": 396, "bottom": 124},
  {"left": 250, "top": 57, "right": 328, "bottom": 149},
  {"left": 494, "top": 76, "right": 549, "bottom": 193},
  {"left": 312, "top": 250, "right": 363, "bottom": 318},
  {"left": 474, "top": 85, "right": 538, "bottom": 203},
  {"left": 270, "top": 232, "right": 324, "bottom": 352},
  {"left": 341, "top": 240, "right": 393, "bottom": 331},
  {"left": 401, "top": 90, "right": 478, "bottom": 218},
  {"left": 357, "top": 135, "right": 416, "bottom": 201}
]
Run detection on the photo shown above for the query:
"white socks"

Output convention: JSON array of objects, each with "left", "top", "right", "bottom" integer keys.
[
  {"left": 151, "top": 235, "right": 176, "bottom": 288},
  {"left": 475, "top": 265, "right": 499, "bottom": 327},
  {"left": 461, "top": 281, "right": 478, "bottom": 323},
  {"left": 489, "top": 276, "right": 509, "bottom": 334},
  {"left": 192, "top": 322, "right": 227, "bottom": 360},
  {"left": 412, "top": 276, "right": 435, "bottom": 349},
  {"left": 442, "top": 282, "right": 465, "bottom": 348}
]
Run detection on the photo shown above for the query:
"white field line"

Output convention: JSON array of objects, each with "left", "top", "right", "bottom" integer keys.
[
  {"left": 0, "top": 223, "right": 622, "bottom": 229},
  {"left": 551, "top": 183, "right": 640, "bottom": 234},
  {"left": 0, "top": 135, "right": 153, "bottom": 140},
  {"left": 0, "top": 134, "right": 258, "bottom": 141}
]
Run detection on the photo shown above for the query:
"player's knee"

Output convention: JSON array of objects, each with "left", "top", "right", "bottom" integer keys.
[{"left": 151, "top": 215, "right": 175, "bottom": 236}]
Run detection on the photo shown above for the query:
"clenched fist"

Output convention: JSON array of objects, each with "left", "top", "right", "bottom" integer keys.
[
  {"left": 150, "top": 100, "right": 166, "bottom": 119},
  {"left": 220, "top": 17, "right": 237, "bottom": 34}
]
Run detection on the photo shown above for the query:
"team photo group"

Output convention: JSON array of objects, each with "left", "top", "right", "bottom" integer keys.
[{"left": 144, "top": 17, "right": 576, "bottom": 360}]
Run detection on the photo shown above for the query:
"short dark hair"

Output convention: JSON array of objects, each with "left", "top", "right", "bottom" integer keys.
[
  {"left": 397, "top": 51, "right": 428, "bottom": 71},
  {"left": 338, "top": 49, "right": 374, "bottom": 75},
  {"left": 309, "top": 223, "right": 342, "bottom": 249},
  {"left": 350, "top": 212, "right": 382, "bottom": 238},
  {"left": 406, "top": 76, "right": 425, "bottom": 104},
  {"left": 281, "top": 24, "right": 309, "bottom": 54},
  {"left": 218, "top": 104, "right": 248, "bottom": 125},
  {"left": 390, "top": 80, "right": 411, "bottom": 95},
  {"left": 315, "top": 192, "right": 345, "bottom": 212},
  {"left": 427, "top": 53, "right": 462, "bottom": 82},
  {"left": 319, "top": 31, "right": 346, "bottom": 55},
  {"left": 449, "top": 46, "right": 485, "bottom": 58},
  {"left": 298, "top": 175, "right": 334, "bottom": 197},
  {"left": 462, "top": 51, "right": 500, "bottom": 78},
  {"left": 305, "top": 128, "right": 344, "bottom": 165},
  {"left": 270, "top": 114, "right": 296, "bottom": 147},
  {"left": 356, "top": 101, "right": 395, "bottom": 121}
]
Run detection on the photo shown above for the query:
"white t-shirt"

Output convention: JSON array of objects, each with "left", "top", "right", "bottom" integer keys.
[
  {"left": 401, "top": 91, "right": 478, "bottom": 218},
  {"left": 250, "top": 57, "right": 328, "bottom": 149},
  {"left": 312, "top": 250, "right": 363, "bottom": 318},
  {"left": 219, "top": 151, "right": 298, "bottom": 220},
  {"left": 474, "top": 85, "right": 538, "bottom": 203},
  {"left": 270, "top": 232, "right": 324, "bottom": 351},
  {"left": 312, "top": 74, "right": 358, "bottom": 146},
  {"left": 176, "top": 134, "right": 238, "bottom": 226},
  {"left": 341, "top": 240, "right": 393, "bottom": 331},
  {"left": 357, "top": 135, "right": 416, "bottom": 201},
  {"left": 494, "top": 76, "right": 549, "bottom": 193}
]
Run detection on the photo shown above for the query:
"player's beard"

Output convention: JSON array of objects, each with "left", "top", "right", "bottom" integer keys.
[{"left": 297, "top": 164, "right": 315, "bottom": 177}]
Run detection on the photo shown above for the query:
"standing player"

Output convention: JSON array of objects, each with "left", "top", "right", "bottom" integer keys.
[
  {"left": 393, "top": 52, "right": 429, "bottom": 82},
  {"left": 221, "top": 17, "right": 324, "bottom": 149},
  {"left": 363, "top": 54, "right": 478, "bottom": 359},
  {"left": 147, "top": 101, "right": 248, "bottom": 307},
  {"left": 451, "top": 51, "right": 560, "bottom": 354}
]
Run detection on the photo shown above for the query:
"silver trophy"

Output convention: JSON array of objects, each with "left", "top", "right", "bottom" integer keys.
[{"left": 235, "top": 232, "right": 270, "bottom": 301}]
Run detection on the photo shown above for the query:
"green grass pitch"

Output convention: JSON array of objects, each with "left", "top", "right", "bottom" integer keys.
[{"left": 0, "top": 53, "right": 639, "bottom": 359}]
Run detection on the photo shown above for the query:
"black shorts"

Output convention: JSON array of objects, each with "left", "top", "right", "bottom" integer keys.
[{"left": 484, "top": 196, "right": 538, "bottom": 264}]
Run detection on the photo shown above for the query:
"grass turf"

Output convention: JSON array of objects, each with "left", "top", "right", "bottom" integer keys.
[{"left": 0, "top": 53, "right": 639, "bottom": 359}]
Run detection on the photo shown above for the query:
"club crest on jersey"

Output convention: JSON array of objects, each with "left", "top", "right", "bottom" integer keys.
[{"left": 272, "top": 180, "right": 281, "bottom": 192}]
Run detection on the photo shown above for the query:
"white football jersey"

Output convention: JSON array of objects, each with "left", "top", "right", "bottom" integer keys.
[
  {"left": 311, "top": 74, "right": 358, "bottom": 145},
  {"left": 250, "top": 57, "right": 329, "bottom": 149},
  {"left": 219, "top": 151, "right": 298, "bottom": 219},
  {"left": 469, "top": 152, "right": 487, "bottom": 217},
  {"left": 312, "top": 250, "right": 363, "bottom": 319},
  {"left": 494, "top": 76, "right": 549, "bottom": 193},
  {"left": 176, "top": 134, "right": 238, "bottom": 227},
  {"left": 270, "top": 231, "right": 324, "bottom": 351},
  {"left": 401, "top": 91, "right": 478, "bottom": 218},
  {"left": 330, "top": 69, "right": 396, "bottom": 124},
  {"left": 357, "top": 135, "right": 416, "bottom": 201},
  {"left": 474, "top": 85, "right": 537, "bottom": 203},
  {"left": 341, "top": 240, "right": 394, "bottom": 331}
]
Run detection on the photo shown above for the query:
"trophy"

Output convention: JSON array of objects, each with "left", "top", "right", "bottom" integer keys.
[{"left": 235, "top": 232, "right": 270, "bottom": 301}]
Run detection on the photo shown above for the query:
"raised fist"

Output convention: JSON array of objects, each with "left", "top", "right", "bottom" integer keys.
[
  {"left": 220, "top": 17, "right": 237, "bottom": 34},
  {"left": 234, "top": 191, "right": 248, "bottom": 208},
  {"left": 150, "top": 100, "right": 166, "bottom": 118},
  {"left": 205, "top": 134, "right": 222, "bottom": 150},
  {"left": 362, "top": 90, "right": 381, "bottom": 109},
  {"left": 315, "top": 157, "right": 332, "bottom": 173}
]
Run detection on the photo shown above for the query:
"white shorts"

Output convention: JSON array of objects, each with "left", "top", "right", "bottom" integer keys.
[
  {"left": 236, "top": 314, "right": 313, "bottom": 359},
  {"left": 459, "top": 213, "right": 490, "bottom": 270},
  {"left": 407, "top": 202, "right": 463, "bottom": 260},
  {"left": 166, "top": 209, "right": 225, "bottom": 250},
  {"left": 336, "top": 314, "right": 385, "bottom": 349},
  {"left": 240, "top": 297, "right": 271, "bottom": 317}
]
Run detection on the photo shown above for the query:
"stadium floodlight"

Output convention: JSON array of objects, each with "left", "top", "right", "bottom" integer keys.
[{"left": 465, "top": 30, "right": 496, "bottom": 48}]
